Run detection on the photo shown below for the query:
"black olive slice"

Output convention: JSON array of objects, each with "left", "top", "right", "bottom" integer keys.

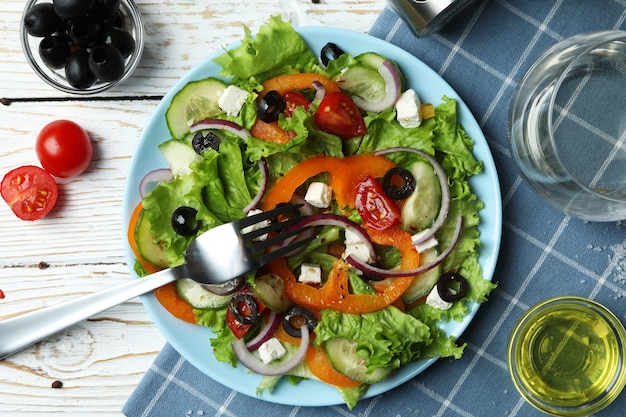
[
  {"left": 282, "top": 306, "right": 317, "bottom": 338},
  {"left": 229, "top": 292, "right": 259, "bottom": 324},
  {"left": 191, "top": 131, "right": 220, "bottom": 154},
  {"left": 171, "top": 206, "right": 201, "bottom": 236},
  {"left": 436, "top": 272, "right": 469, "bottom": 302},
  {"left": 320, "top": 42, "right": 345, "bottom": 67},
  {"left": 257, "top": 90, "right": 286, "bottom": 123},
  {"left": 382, "top": 167, "right": 416, "bottom": 200}
]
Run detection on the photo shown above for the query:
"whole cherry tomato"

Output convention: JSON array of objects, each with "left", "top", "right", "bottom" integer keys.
[
  {"left": 1, "top": 165, "right": 58, "bottom": 221},
  {"left": 36, "top": 120, "right": 92, "bottom": 178}
]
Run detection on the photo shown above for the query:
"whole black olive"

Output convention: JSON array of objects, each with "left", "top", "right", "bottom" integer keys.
[
  {"left": 88, "top": 45, "right": 125, "bottom": 82},
  {"left": 39, "top": 36, "right": 71, "bottom": 70},
  {"left": 94, "top": 0, "right": 121, "bottom": 22},
  {"left": 109, "top": 27, "right": 135, "bottom": 58},
  {"left": 191, "top": 131, "right": 220, "bottom": 155},
  {"left": 67, "top": 18, "right": 104, "bottom": 49},
  {"left": 257, "top": 90, "right": 286, "bottom": 123},
  {"left": 436, "top": 272, "right": 469, "bottom": 302},
  {"left": 52, "top": 0, "right": 96, "bottom": 20},
  {"left": 282, "top": 306, "right": 317, "bottom": 338},
  {"left": 64, "top": 50, "right": 96, "bottom": 89},
  {"left": 171, "top": 206, "right": 201, "bottom": 236},
  {"left": 382, "top": 167, "right": 416, "bottom": 199},
  {"left": 23, "top": 3, "right": 64, "bottom": 37}
]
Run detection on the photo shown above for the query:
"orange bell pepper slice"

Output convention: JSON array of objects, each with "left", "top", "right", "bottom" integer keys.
[
  {"left": 259, "top": 73, "right": 341, "bottom": 100},
  {"left": 262, "top": 154, "right": 396, "bottom": 210},
  {"left": 265, "top": 226, "right": 419, "bottom": 314}
]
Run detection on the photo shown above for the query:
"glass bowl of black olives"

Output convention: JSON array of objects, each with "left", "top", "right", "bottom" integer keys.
[{"left": 20, "top": 0, "right": 144, "bottom": 94}]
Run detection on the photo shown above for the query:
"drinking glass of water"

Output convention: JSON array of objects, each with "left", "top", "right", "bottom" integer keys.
[{"left": 509, "top": 30, "right": 626, "bottom": 221}]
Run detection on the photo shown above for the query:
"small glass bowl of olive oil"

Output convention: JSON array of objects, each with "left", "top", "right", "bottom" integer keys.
[{"left": 508, "top": 296, "right": 626, "bottom": 416}]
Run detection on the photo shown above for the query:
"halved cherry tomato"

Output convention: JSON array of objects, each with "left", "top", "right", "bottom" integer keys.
[
  {"left": 314, "top": 91, "right": 366, "bottom": 139},
  {"left": 355, "top": 175, "right": 401, "bottom": 231},
  {"left": 1, "top": 165, "right": 58, "bottom": 221},
  {"left": 283, "top": 91, "right": 310, "bottom": 117}
]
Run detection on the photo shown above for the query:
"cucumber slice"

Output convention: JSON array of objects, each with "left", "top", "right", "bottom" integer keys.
[
  {"left": 165, "top": 77, "right": 227, "bottom": 139},
  {"left": 136, "top": 210, "right": 169, "bottom": 268},
  {"left": 249, "top": 273, "right": 293, "bottom": 312},
  {"left": 401, "top": 160, "right": 442, "bottom": 232},
  {"left": 336, "top": 66, "right": 386, "bottom": 103},
  {"left": 158, "top": 139, "right": 201, "bottom": 176},
  {"left": 355, "top": 52, "right": 387, "bottom": 69},
  {"left": 324, "top": 338, "right": 395, "bottom": 384},
  {"left": 176, "top": 278, "right": 231, "bottom": 309},
  {"left": 401, "top": 248, "right": 441, "bottom": 304}
]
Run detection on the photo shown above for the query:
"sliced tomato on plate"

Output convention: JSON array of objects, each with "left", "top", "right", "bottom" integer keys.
[
  {"left": 314, "top": 91, "right": 366, "bottom": 139},
  {"left": 1, "top": 165, "right": 58, "bottom": 221},
  {"left": 355, "top": 175, "right": 401, "bottom": 231}
]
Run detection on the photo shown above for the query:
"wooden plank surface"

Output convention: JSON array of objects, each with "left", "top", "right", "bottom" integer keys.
[{"left": 0, "top": 0, "right": 385, "bottom": 415}]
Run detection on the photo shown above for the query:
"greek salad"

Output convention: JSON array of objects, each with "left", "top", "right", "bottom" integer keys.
[{"left": 128, "top": 16, "right": 496, "bottom": 409}]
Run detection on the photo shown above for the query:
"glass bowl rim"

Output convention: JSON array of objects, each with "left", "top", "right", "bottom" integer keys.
[{"left": 507, "top": 295, "right": 626, "bottom": 416}]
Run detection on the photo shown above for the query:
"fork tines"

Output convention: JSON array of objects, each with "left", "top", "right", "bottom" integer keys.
[{"left": 238, "top": 203, "right": 304, "bottom": 241}]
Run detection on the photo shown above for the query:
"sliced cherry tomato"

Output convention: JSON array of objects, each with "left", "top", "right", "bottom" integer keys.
[
  {"left": 1, "top": 165, "right": 58, "bottom": 221},
  {"left": 283, "top": 91, "right": 310, "bottom": 117},
  {"left": 355, "top": 175, "right": 401, "bottom": 230},
  {"left": 36, "top": 120, "right": 92, "bottom": 178},
  {"left": 314, "top": 92, "right": 366, "bottom": 139}
]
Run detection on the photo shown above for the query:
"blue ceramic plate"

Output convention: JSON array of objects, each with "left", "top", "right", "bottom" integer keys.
[{"left": 122, "top": 26, "right": 502, "bottom": 407}]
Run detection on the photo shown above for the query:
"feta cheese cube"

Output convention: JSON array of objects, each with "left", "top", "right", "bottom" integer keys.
[
  {"left": 298, "top": 263, "right": 322, "bottom": 284},
  {"left": 343, "top": 228, "right": 373, "bottom": 263},
  {"left": 258, "top": 337, "right": 287, "bottom": 364},
  {"left": 304, "top": 182, "right": 332, "bottom": 208},
  {"left": 343, "top": 242, "right": 373, "bottom": 264},
  {"left": 218, "top": 85, "right": 248, "bottom": 117},
  {"left": 395, "top": 89, "right": 422, "bottom": 129},
  {"left": 242, "top": 209, "right": 270, "bottom": 241},
  {"left": 425, "top": 285, "right": 452, "bottom": 310}
]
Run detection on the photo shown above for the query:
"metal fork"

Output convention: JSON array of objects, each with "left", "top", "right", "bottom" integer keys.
[{"left": 0, "top": 204, "right": 313, "bottom": 360}]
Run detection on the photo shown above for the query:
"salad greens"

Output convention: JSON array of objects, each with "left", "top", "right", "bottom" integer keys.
[{"left": 136, "top": 15, "right": 496, "bottom": 409}]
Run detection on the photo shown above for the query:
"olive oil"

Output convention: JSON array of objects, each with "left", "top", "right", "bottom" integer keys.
[{"left": 508, "top": 297, "right": 626, "bottom": 416}]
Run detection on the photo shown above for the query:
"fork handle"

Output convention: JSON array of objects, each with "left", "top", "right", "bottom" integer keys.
[{"left": 0, "top": 268, "right": 178, "bottom": 360}]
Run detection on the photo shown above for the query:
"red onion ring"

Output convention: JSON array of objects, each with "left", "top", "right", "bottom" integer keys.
[
  {"left": 245, "top": 310, "right": 281, "bottom": 351},
  {"left": 232, "top": 325, "right": 309, "bottom": 376},
  {"left": 346, "top": 215, "right": 463, "bottom": 278},
  {"left": 139, "top": 168, "right": 174, "bottom": 198},
  {"left": 243, "top": 158, "right": 269, "bottom": 214},
  {"left": 352, "top": 60, "right": 401, "bottom": 113},
  {"left": 374, "top": 147, "right": 450, "bottom": 246},
  {"left": 280, "top": 213, "right": 375, "bottom": 261},
  {"left": 312, "top": 80, "right": 326, "bottom": 101},
  {"left": 190, "top": 118, "right": 251, "bottom": 141}
]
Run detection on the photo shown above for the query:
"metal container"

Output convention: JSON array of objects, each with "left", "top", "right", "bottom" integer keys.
[{"left": 387, "top": 0, "right": 477, "bottom": 37}]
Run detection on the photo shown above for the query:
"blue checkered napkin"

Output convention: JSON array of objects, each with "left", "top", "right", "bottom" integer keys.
[{"left": 124, "top": 2, "right": 626, "bottom": 416}]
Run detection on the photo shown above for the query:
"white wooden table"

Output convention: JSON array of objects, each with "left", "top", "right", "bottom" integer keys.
[{"left": 0, "top": 1, "right": 385, "bottom": 415}]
